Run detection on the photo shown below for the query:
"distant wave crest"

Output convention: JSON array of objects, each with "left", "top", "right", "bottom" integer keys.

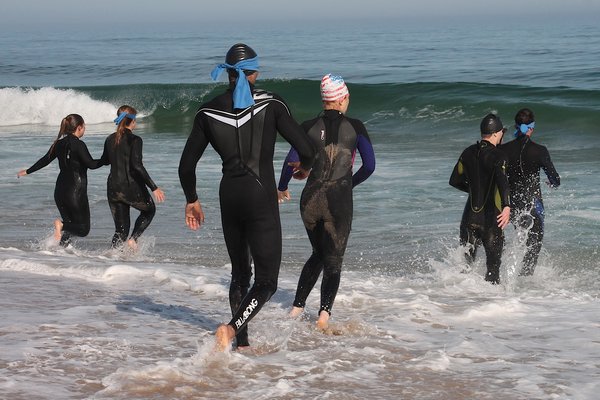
[{"left": 0, "top": 87, "right": 117, "bottom": 126}]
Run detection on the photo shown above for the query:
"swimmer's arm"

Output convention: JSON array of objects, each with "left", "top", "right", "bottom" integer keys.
[
  {"left": 77, "top": 140, "right": 104, "bottom": 170},
  {"left": 276, "top": 105, "right": 315, "bottom": 171},
  {"left": 540, "top": 147, "right": 560, "bottom": 188},
  {"left": 179, "top": 116, "right": 210, "bottom": 204},
  {"left": 449, "top": 158, "right": 469, "bottom": 192},
  {"left": 278, "top": 147, "right": 299, "bottom": 191},
  {"left": 130, "top": 136, "right": 158, "bottom": 191},
  {"left": 495, "top": 158, "right": 511, "bottom": 209},
  {"left": 352, "top": 133, "right": 376, "bottom": 187},
  {"left": 19, "top": 145, "right": 57, "bottom": 177}
]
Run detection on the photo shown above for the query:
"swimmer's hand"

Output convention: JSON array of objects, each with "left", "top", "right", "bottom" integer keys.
[
  {"left": 288, "top": 161, "right": 310, "bottom": 180},
  {"left": 153, "top": 188, "right": 165, "bottom": 203},
  {"left": 497, "top": 206, "right": 510, "bottom": 229},
  {"left": 278, "top": 190, "right": 291, "bottom": 203},
  {"left": 185, "top": 200, "right": 205, "bottom": 231},
  {"left": 17, "top": 170, "right": 27, "bottom": 178}
]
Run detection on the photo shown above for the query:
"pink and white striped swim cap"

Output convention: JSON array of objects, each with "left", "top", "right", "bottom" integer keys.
[{"left": 320, "top": 74, "right": 349, "bottom": 102}]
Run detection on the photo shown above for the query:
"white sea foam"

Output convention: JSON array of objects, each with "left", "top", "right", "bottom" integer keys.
[{"left": 0, "top": 87, "right": 116, "bottom": 126}]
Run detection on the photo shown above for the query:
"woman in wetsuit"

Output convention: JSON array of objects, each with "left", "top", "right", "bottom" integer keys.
[
  {"left": 100, "top": 105, "right": 165, "bottom": 249},
  {"left": 18, "top": 114, "right": 103, "bottom": 246},
  {"left": 278, "top": 74, "right": 376, "bottom": 329}
]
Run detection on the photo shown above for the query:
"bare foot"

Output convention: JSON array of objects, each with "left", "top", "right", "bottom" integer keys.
[
  {"left": 289, "top": 306, "right": 304, "bottom": 319},
  {"left": 215, "top": 324, "right": 235, "bottom": 352},
  {"left": 126, "top": 238, "right": 138, "bottom": 251},
  {"left": 53, "top": 219, "right": 63, "bottom": 241},
  {"left": 316, "top": 310, "right": 330, "bottom": 331}
]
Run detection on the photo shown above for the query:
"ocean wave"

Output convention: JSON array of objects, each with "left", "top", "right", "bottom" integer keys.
[
  {"left": 0, "top": 87, "right": 117, "bottom": 126},
  {"left": 2, "top": 81, "right": 599, "bottom": 133}
]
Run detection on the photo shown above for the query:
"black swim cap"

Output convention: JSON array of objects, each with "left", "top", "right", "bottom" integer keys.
[
  {"left": 480, "top": 114, "right": 505, "bottom": 136},
  {"left": 225, "top": 43, "right": 257, "bottom": 65}
]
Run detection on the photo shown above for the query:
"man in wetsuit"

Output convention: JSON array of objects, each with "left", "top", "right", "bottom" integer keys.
[
  {"left": 278, "top": 74, "right": 375, "bottom": 330},
  {"left": 178, "top": 43, "right": 315, "bottom": 350},
  {"left": 450, "top": 114, "right": 511, "bottom": 284},
  {"left": 500, "top": 108, "right": 560, "bottom": 276}
]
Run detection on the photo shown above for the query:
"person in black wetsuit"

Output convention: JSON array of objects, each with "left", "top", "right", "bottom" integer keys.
[
  {"left": 178, "top": 43, "right": 315, "bottom": 351},
  {"left": 99, "top": 105, "right": 165, "bottom": 249},
  {"left": 500, "top": 108, "right": 560, "bottom": 276},
  {"left": 450, "top": 114, "right": 511, "bottom": 284},
  {"left": 18, "top": 114, "right": 103, "bottom": 246},
  {"left": 278, "top": 74, "right": 376, "bottom": 330}
]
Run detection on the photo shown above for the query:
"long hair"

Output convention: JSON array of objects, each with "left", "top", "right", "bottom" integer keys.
[
  {"left": 115, "top": 105, "right": 137, "bottom": 145},
  {"left": 51, "top": 114, "right": 84, "bottom": 153}
]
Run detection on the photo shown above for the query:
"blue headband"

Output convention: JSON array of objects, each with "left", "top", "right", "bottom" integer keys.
[
  {"left": 114, "top": 112, "right": 137, "bottom": 125},
  {"left": 210, "top": 56, "right": 260, "bottom": 109},
  {"left": 515, "top": 121, "right": 535, "bottom": 137}
]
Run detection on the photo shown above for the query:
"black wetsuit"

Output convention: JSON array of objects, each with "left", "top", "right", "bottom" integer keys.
[
  {"left": 178, "top": 86, "right": 315, "bottom": 347},
  {"left": 449, "top": 140, "right": 511, "bottom": 283},
  {"left": 100, "top": 129, "right": 158, "bottom": 247},
  {"left": 278, "top": 109, "right": 375, "bottom": 315},
  {"left": 500, "top": 135, "right": 560, "bottom": 275},
  {"left": 26, "top": 134, "right": 103, "bottom": 246}
]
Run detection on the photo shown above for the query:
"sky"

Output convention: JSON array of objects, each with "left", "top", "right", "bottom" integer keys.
[{"left": 2, "top": 0, "right": 599, "bottom": 31}]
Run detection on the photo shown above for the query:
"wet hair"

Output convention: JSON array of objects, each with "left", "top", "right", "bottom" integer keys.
[
  {"left": 51, "top": 114, "right": 84, "bottom": 153},
  {"left": 115, "top": 105, "right": 137, "bottom": 146},
  {"left": 514, "top": 108, "right": 535, "bottom": 126}
]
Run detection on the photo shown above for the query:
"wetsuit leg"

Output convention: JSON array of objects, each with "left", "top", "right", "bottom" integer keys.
[
  {"left": 482, "top": 226, "right": 504, "bottom": 284},
  {"left": 227, "top": 238, "right": 252, "bottom": 347},
  {"left": 129, "top": 195, "right": 156, "bottom": 241},
  {"left": 293, "top": 230, "right": 325, "bottom": 309},
  {"left": 460, "top": 218, "right": 480, "bottom": 264},
  {"left": 520, "top": 201, "right": 545, "bottom": 276},
  {"left": 109, "top": 200, "right": 130, "bottom": 247},
  {"left": 318, "top": 186, "right": 352, "bottom": 315},
  {"left": 220, "top": 175, "right": 281, "bottom": 337},
  {"left": 54, "top": 178, "right": 90, "bottom": 246}
]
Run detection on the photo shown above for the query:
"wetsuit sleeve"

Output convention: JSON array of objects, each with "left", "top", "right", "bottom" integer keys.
[
  {"left": 352, "top": 132, "right": 376, "bottom": 188},
  {"left": 178, "top": 113, "right": 210, "bottom": 203},
  {"left": 494, "top": 154, "right": 511, "bottom": 209},
  {"left": 540, "top": 146, "right": 560, "bottom": 187},
  {"left": 76, "top": 140, "right": 104, "bottom": 170},
  {"left": 26, "top": 144, "right": 57, "bottom": 174},
  {"left": 277, "top": 147, "right": 299, "bottom": 191},
  {"left": 449, "top": 155, "right": 469, "bottom": 193},
  {"left": 130, "top": 136, "right": 158, "bottom": 191},
  {"left": 274, "top": 99, "right": 315, "bottom": 170}
]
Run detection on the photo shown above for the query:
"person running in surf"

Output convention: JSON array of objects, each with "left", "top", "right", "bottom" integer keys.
[
  {"left": 99, "top": 105, "right": 165, "bottom": 250},
  {"left": 18, "top": 114, "right": 104, "bottom": 246},
  {"left": 278, "top": 74, "right": 376, "bottom": 330},
  {"left": 500, "top": 108, "right": 560, "bottom": 276},
  {"left": 449, "top": 113, "right": 511, "bottom": 284},
  {"left": 178, "top": 43, "right": 315, "bottom": 351}
]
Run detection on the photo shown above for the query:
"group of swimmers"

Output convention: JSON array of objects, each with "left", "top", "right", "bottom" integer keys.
[
  {"left": 450, "top": 110, "right": 560, "bottom": 284},
  {"left": 18, "top": 42, "right": 559, "bottom": 352},
  {"left": 18, "top": 105, "right": 165, "bottom": 250},
  {"left": 19, "top": 43, "right": 376, "bottom": 352}
]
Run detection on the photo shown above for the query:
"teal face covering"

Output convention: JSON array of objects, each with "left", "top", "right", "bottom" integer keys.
[{"left": 515, "top": 121, "right": 535, "bottom": 137}]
